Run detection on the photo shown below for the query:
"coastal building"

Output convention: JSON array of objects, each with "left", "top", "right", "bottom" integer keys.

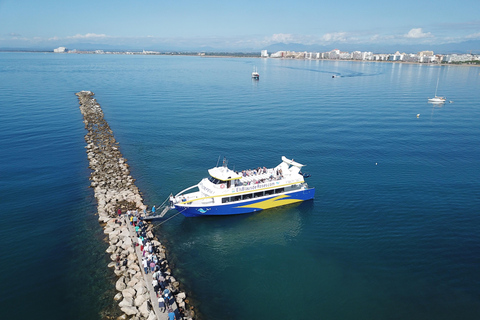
[
  {"left": 261, "top": 50, "right": 268, "bottom": 58},
  {"left": 372, "top": 54, "right": 389, "bottom": 61},
  {"left": 53, "top": 47, "right": 67, "bottom": 53},
  {"left": 352, "top": 51, "right": 373, "bottom": 61},
  {"left": 388, "top": 51, "right": 405, "bottom": 61},
  {"left": 270, "top": 51, "right": 285, "bottom": 58},
  {"left": 266, "top": 47, "right": 474, "bottom": 65},
  {"left": 443, "top": 53, "right": 477, "bottom": 63}
]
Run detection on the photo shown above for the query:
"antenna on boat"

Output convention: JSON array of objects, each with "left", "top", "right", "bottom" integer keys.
[
  {"left": 434, "top": 76, "right": 440, "bottom": 97},
  {"left": 216, "top": 155, "right": 221, "bottom": 167}
]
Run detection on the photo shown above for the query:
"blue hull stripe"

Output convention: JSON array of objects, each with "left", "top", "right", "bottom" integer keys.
[{"left": 175, "top": 188, "right": 315, "bottom": 217}]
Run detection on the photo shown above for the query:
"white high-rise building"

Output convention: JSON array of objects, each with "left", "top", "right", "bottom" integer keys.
[
  {"left": 53, "top": 47, "right": 67, "bottom": 53},
  {"left": 261, "top": 50, "right": 268, "bottom": 58}
]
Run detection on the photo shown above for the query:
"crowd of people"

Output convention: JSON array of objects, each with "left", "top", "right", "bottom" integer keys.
[
  {"left": 233, "top": 167, "right": 284, "bottom": 187},
  {"left": 122, "top": 209, "right": 179, "bottom": 320}
]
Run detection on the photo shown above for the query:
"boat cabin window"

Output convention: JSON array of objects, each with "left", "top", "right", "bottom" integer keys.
[
  {"left": 242, "top": 194, "right": 252, "bottom": 200},
  {"left": 274, "top": 188, "right": 284, "bottom": 194},
  {"left": 265, "top": 190, "right": 274, "bottom": 195},
  {"left": 208, "top": 177, "right": 223, "bottom": 184},
  {"left": 254, "top": 191, "right": 264, "bottom": 198},
  {"left": 222, "top": 197, "right": 230, "bottom": 203}
]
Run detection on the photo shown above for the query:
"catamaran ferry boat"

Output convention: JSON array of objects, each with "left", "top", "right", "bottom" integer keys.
[{"left": 171, "top": 156, "right": 315, "bottom": 217}]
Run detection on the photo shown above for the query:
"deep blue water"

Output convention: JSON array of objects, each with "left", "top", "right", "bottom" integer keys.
[{"left": 0, "top": 52, "right": 479, "bottom": 319}]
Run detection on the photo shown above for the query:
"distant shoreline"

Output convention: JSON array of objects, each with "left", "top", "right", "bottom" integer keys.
[{"left": 1, "top": 50, "right": 478, "bottom": 66}]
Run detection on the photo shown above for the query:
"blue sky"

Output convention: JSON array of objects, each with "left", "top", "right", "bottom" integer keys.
[{"left": 1, "top": 0, "right": 479, "bottom": 50}]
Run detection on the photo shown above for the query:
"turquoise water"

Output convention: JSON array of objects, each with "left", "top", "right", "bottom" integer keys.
[{"left": 0, "top": 53, "right": 479, "bottom": 319}]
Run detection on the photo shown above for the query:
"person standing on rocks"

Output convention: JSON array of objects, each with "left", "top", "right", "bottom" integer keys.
[
  {"left": 163, "top": 288, "right": 171, "bottom": 307},
  {"left": 142, "top": 257, "right": 148, "bottom": 274},
  {"left": 115, "top": 254, "right": 121, "bottom": 269},
  {"left": 159, "top": 274, "right": 166, "bottom": 290},
  {"left": 132, "top": 215, "right": 137, "bottom": 227},
  {"left": 168, "top": 308, "right": 176, "bottom": 320},
  {"left": 152, "top": 278, "right": 159, "bottom": 297},
  {"left": 150, "top": 260, "right": 156, "bottom": 273},
  {"left": 152, "top": 205, "right": 156, "bottom": 215},
  {"left": 158, "top": 296, "right": 165, "bottom": 312}
]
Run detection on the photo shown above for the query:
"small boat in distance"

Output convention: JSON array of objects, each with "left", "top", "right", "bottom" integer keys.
[
  {"left": 252, "top": 67, "right": 259, "bottom": 80},
  {"left": 428, "top": 75, "right": 446, "bottom": 103},
  {"left": 171, "top": 156, "right": 315, "bottom": 217},
  {"left": 428, "top": 96, "right": 447, "bottom": 103}
]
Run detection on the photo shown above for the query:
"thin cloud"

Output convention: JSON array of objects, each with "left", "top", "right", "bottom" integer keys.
[
  {"left": 269, "top": 33, "right": 295, "bottom": 43},
  {"left": 322, "top": 32, "right": 348, "bottom": 42},
  {"left": 404, "top": 28, "right": 433, "bottom": 39},
  {"left": 465, "top": 32, "right": 480, "bottom": 39},
  {"left": 67, "top": 33, "right": 109, "bottom": 40}
]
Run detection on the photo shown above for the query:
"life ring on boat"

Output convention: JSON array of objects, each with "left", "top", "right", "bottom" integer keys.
[{"left": 220, "top": 184, "right": 225, "bottom": 189}]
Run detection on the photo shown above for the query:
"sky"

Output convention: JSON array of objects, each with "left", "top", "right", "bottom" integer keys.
[{"left": 1, "top": 0, "right": 479, "bottom": 51}]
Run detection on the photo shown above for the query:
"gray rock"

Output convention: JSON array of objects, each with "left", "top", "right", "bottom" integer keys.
[
  {"left": 134, "top": 294, "right": 146, "bottom": 307},
  {"left": 118, "top": 296, "right": 133, "bottom": 308},
  {"left": 120, "top": 306, "right": 137, "bottom": 316},
  {"left": 147, "top": 310, "right": 156, "bottom": 320},
  {"left": 176, "top": 292, "right": 186, "bottom": 300},
  {"left": 116, "top": 276, "right": 126, "bottom": 291},
  {"left": 133, "top": 283, "right": 147, "bottom": 296},
  {"left": 138, "top": 299, "right": 150, "bottom": 318},
  {"left": 122, "top": 287, "right": 136, "bottom": 299}
]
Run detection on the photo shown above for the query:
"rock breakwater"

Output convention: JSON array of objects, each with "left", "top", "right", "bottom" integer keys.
[{"left": 76, "top": 91, "right": 193, "bottom": 320}]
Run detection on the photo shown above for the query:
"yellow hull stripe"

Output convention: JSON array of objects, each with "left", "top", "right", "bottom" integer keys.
[{"left": 236, "top": 194, "right": 303, "bottom": 210}]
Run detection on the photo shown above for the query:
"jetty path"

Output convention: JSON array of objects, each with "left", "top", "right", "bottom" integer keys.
[{"left": 76, "top": 91, "right": 192, "bottom": 320}]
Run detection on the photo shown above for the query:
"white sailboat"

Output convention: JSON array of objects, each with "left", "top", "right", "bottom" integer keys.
[
  {"left": 252, "top": 66, "right": 259, "bottom": 80},
  {"left": 428, "top": 76, "right": 446, "bottom": 103}
]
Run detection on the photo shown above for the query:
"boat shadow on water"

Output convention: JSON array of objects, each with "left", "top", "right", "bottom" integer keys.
[{"left": 175, "top": 200, "right": 316, "bottom": 243}]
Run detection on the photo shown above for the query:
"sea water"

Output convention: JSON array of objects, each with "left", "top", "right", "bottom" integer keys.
[{"left": 0, "top": 53, "right": 479, "bottom": 319}]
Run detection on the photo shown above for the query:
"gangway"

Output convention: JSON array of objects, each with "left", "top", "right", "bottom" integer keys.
[{"left": 143, "top": 194, "right": 174, "bottom": 221}]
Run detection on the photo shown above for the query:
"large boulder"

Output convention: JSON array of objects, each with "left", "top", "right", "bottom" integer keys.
[
  {"left": 126, "top": 276, "right": 139, "bottom": 288},
  {"left": 134, "top": 294, "right": 147, "bottom": 307},
  {"left": 122, "top": 237, "right": 133, "bottom": 248},
  {"left": 116, "top": 276, "right": 126, "bottom": 291},
  {"left": 176, "top": 292, "right": 186, "bottom": 300},
  {"left": 118, "top": 296, "right": 134, "bottom": 308},
  {"left": 138, "top": 299, "right": 150, "bottom": 318},
  {"left": 147, "top": 310, "right": 156, "bottom": 320},
  {"left": 133, "top": 283, "right": 147, "bottom": 296},
  {"left": 122, "top": 287, "right": 136, "bottom": 299},
  {"left": 120, "top": 306, "right": 137, "bottom": 316}
]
